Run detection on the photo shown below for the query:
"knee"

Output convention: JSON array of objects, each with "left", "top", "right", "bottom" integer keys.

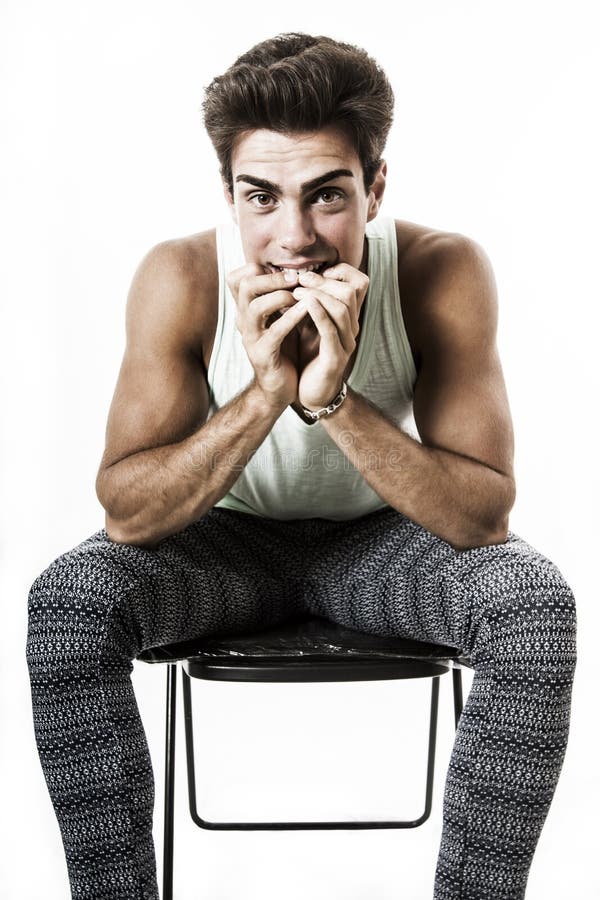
[
  {"left": 461, "top": 544, "right": 577, "bottom": 679},
  {"left": 26, "top": 532, "right": 145, "bottom": 679}
]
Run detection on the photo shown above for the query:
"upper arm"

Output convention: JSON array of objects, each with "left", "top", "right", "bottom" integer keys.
[
  {"left": 96, "top": 236, "right": 214, "bottom": 484},
  {"left": 410, "top": 234, "right": 515, "bottom": 484}
]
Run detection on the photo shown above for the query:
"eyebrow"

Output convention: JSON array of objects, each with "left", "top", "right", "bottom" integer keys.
[{"left": 234, "top": 168, "right": 355, "bottom": 195}]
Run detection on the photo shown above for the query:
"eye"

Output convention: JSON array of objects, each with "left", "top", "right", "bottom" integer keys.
[
  {"left": 314, "top": 188, "right": 343, "bottom": 204},
  {"left": 249, "top": 193, "right": 275, "bottom": 208}
]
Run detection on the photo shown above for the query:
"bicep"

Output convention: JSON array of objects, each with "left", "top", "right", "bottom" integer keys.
[
  {"left": 99, "top": 345, "right": 209, "bottom": 472},
  {"left": 97, "top": 242, "right": 210, "bottom": 475},
  {"left": 411, "top": 237, "right": 515, "bottom": 480}
]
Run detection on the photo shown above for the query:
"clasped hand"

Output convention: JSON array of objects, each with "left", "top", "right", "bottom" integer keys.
[
  {"left": 226, "top": 260, "right": 369, "bottom": 413},
  {"left": 291, "top": 263, "right": 369, "bottom": 410}
]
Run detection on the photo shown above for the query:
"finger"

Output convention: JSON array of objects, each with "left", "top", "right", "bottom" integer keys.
[
  {"left": 226, "top": 262, "right": 267, "bottom": 299},
  {"left": 261, "top": 300, "right": 310, "bottom": 347},
  {"left": 292, "top": 289, "right": 356, "bottom": 354},
  {"left": 320, "top": 262, "right": 369, "bottom": 291},
  {"left": 237, "top": 270, "right": 301, "bottom": 307},
  {"left": 296, "top": 273, "right": 359, "bottom": 334},
  {"left": 301, "top": 298, "right": 347, "bottom": 372},
  {"left": 320, "top": 264, "right": 369, "bottom": 313},
  {"left": 300, "top": 296, "right": 355, "bottom": 359},
  {"left": 245, "top": 290, "right": 299, "bottom": 338},
  {"left": 298, "top": 269, "right": 354, "bottom": 301}
]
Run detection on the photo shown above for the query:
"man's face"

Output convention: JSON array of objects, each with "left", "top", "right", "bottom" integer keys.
[{"left": 225, "top": 125, "right": 384, "bottom": 275}]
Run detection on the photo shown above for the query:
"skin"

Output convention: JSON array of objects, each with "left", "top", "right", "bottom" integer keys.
[
  {"left": 223, "top": 125, "right": 382, "bottom": 414},
  {"left": 96, "top": 124, "right": 516, "bottom": 549}
]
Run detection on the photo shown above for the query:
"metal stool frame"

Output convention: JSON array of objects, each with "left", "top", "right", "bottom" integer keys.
[{"left": 154, "top": 640, "right": 467, "bottom": 900}]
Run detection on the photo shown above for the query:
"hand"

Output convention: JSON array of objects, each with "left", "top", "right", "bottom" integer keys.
[
  {"left": 226, "top": 263, "right": 308, "bottom": 411},
  {"left": 292, "top": 263, "right": 369, "bottom": 411}
]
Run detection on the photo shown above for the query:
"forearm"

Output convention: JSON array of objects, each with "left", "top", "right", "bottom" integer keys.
[
  {"left": 97, "top": 381, "right": 284, "bottom": 547},
  {"left": 320, "top": 387, "right": 515, "bottom": 550}
]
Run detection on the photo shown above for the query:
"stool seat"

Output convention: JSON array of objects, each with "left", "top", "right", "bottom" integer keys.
[{"left": 138, "top": 613, "right": 470, "bottom": 682}]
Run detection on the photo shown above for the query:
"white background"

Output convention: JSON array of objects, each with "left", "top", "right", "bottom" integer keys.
[{"left": 1, "top": 1, "right": 599, "bottom": 898}]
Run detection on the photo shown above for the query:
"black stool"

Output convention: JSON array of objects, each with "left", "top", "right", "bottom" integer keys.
[{"left": 139, "top": 613, "right": 471, "bottom": 900}]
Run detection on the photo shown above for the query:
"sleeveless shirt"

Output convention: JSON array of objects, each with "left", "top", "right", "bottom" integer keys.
[{"left": 206, "top": 214, "right": 420, "bottom": 520}]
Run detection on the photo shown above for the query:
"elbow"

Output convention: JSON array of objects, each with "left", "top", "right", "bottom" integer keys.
[
  {"left": 487, "top": 515, "right": 510, "bottom": 546},
  {"left": 489, "top": 475, "right": 516, "bottom": 546},
  {"left": 96, "top": 475, "right": 123, "bottom": 542},
  {"left": 476, "top": 475, "right": 515, "bottom": 548},
  {"left": 104, "top": 514, "right": 155, "bottom": 549},
  {"left": 450, "top": 523, "right": 508, "bottom": 552},
  {"left": 451, "top": 478, "right": 515, "bottom": 551},
  {"left": 104, "top": 513, "right": 131, "bottom": 545},
  {"left": 98, "top": 472, "right": 161, "bottom": 549},
  {"left": 450, "top": 510, "right": 513, "bottom": 553}
]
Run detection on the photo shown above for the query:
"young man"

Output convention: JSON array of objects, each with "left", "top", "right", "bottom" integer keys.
[{"left": 27, "top": 33, "right": 577, "bottom": 900}]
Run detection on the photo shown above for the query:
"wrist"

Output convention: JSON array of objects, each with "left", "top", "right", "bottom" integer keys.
[
  {"left": 249, "top": 381, "right": 289, "bottom": 419},
  {"left": 301, "top": 381, "right": 348, "bottom": 421}
]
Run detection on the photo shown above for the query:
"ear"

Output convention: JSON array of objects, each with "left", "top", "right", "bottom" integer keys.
[
  {"left": 223, "top": 180, "right": 238, "bottom": 224},
  {"left": 366, "top": 160, "right": 387, "bottom": 222}
]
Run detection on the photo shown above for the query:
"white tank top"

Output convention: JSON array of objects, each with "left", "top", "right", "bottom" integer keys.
[{"left": 207, "top": 214, "right": 419, "bottom": 520}]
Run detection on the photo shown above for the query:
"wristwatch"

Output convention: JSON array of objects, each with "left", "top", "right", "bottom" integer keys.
[{"left": 301, "top": 382, "right": 348, "bottom": 421}]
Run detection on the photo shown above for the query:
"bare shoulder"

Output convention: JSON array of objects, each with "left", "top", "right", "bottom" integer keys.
[
  {"left": 394, "top": 219, "right": 498, "bottom": 356},
  {"left": 127, "top": 228, "right": 218, "bottom": 365}
]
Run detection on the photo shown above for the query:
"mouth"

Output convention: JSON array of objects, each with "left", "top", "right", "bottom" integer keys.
[{"left": 267, "top": 261, "right": 330, "bottom": 277}]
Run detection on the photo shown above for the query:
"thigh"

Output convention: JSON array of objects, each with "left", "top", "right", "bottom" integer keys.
[
  {"left": 27, "top": 507, "right": 307, "bottom": 661},
  {"left": 302, "top": 507, "right": 576, "bottom": 658}
]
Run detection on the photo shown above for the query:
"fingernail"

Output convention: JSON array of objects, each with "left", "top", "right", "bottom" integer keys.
[
  {"left": 299, "top": 270, "right": 317, "bottom": 283},
  {"left": 284, "top": 270, "right": 298, "bottom": 283}
]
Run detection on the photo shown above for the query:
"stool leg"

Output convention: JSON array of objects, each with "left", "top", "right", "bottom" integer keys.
[
  {"left": 452, "top": 667, "right": 464, "bottom": 730},
  {"left": 419, "top": 675, "right": 440, "bottom": 825},
  {"left": 163, "top": 664, "right": 177, "bottom": 900}
]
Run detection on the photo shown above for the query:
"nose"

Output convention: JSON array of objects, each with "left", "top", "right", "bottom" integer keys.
[{"left": 278, "top": 205, "right": 317, "bottom": 255}]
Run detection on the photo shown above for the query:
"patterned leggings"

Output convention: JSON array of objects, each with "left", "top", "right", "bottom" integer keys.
[{"left": 26, "top": 506, "right": 577, "bottom": 900}]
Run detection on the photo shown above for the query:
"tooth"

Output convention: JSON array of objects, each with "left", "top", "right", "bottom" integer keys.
[{"left": 283, "top": 265, "right": 319, "bottom": 276}]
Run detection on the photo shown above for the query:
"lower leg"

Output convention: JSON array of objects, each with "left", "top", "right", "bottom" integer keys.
[
  {"left": 26, "top": 512, "right": 304, "bottom": 899},
  {"left": 433, "top": 545, "right": 577, "bottom": 899},
  {"left": 27, "top": 549, "right": 160, "bottom": 899}
]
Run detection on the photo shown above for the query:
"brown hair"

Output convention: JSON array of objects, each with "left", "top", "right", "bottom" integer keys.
[{"left": 201, "top": 33, "right": 394, "bottom": 195}]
